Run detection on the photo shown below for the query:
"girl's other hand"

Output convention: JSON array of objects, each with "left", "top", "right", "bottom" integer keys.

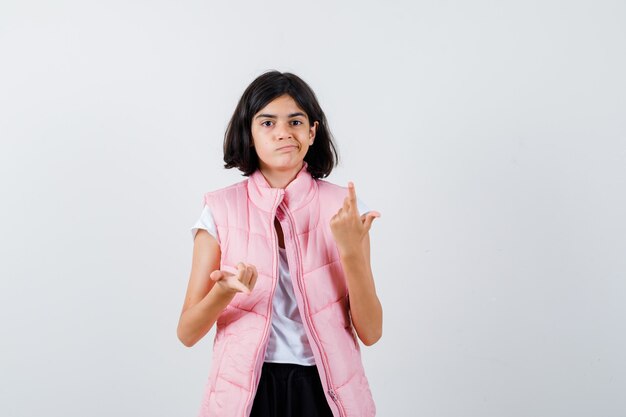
[{"left": 209, "top": 262, "right": 258, "bottom": 295}]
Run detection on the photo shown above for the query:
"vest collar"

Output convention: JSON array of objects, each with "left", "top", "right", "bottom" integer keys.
[{"left": 248, "top": 161, "right": 318, "bottom": 213}]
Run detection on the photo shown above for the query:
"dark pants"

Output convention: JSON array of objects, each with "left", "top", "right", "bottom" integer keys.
[{"left": 250, "top": 362, "right": 334, "bottom": 417}]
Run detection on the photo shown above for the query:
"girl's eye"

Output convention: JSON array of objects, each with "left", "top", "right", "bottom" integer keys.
[{"left": 261, "top": 120, "right": 303, "bottom": 127}]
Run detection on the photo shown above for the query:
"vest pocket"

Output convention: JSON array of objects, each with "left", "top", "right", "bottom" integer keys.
[
  {"left": 346, "top": 319, "right": 359, "bottom": 350},
  {"left": 341, "top": 297, "right": 360, "bottom": 350},
  {"left": 207, "top": 332, "right": 229, "bottom": 397}
]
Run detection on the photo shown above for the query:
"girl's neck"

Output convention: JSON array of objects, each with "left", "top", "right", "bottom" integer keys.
[{"left": 258, "top": 162, "right": 304, "bottom": 189}]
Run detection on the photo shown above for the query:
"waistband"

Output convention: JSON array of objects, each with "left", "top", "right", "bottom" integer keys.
[{"left": 261, "top": 362, "right": 319, "bottom": 380}]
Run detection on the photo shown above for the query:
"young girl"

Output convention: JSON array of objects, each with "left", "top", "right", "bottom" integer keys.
[{"left": 177, "top": 71, "right": 382, "bottom": 417}]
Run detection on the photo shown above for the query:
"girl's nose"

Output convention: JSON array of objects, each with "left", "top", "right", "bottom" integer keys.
[{"left": 274, "top": 121, "right": 293, "bottom": 139}]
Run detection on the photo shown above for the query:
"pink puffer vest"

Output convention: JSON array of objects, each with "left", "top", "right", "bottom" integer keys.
[{"left": 197, "top": 161, "right": 376, "bottom": 417}]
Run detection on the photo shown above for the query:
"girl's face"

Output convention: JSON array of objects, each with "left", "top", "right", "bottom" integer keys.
[{"left": 251, "top": 94, "right": 318, "bottom": 174}]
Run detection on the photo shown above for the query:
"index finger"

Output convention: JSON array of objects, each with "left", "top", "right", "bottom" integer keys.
[{"left": 347, "top": 181, "right": 357, "bottom": 204}]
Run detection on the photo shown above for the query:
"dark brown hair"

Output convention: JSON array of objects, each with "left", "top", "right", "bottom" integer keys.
[{"left": 223, "top": 70, "right": 339, "bottom": 179}]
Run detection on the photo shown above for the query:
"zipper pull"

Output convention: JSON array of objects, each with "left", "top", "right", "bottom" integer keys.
[{"left": 328, "top": 389, "right": 338, "bottom": 402}]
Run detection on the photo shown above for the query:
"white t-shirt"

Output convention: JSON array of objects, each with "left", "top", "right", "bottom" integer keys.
[{"left": 190, "top": 197, "right": 373, "bottom": 365}]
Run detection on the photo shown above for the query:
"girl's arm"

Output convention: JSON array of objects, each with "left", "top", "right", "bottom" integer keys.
[
  {"left": 330, "top": 182, "right": 383, "bottom": 346},
  {"left": 339, "top": 229, "right": 383, "bottom": 346},
  {"left": 177, "top": 229, "right": 257, "bottom": 347}
]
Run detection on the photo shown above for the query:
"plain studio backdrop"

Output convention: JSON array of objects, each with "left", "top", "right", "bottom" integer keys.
[{"left": 1, "top": 0, "right": 625, "bottom": 416}]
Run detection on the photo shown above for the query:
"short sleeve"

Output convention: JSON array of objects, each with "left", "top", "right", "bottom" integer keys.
[
  {"left": 356, "top": 196, "right": 375, "bottom": 217},
  {"left": 190, "top": 205, "right": 220, "bottom": 245}
]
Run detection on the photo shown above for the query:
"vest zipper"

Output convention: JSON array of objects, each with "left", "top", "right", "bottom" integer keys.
[
  {"left": 280, "top": 204, "right": 347, "bottom": 417},
  {"left": 244, "top": 195, "right": 283, "bottom": 417}
]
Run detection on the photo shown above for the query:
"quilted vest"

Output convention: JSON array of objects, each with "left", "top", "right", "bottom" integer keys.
[{"left": 197, "top": 161, "right": 376, "bottom": 417}]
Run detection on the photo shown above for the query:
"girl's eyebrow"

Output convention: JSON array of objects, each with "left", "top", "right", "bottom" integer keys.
[{"left": 254, "top": 112, "right": 306, "bottom": 119}]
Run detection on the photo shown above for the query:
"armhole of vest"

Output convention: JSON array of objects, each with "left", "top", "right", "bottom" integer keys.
[{"left": 203, "top": 192, "right": 222, "bottom": 247}]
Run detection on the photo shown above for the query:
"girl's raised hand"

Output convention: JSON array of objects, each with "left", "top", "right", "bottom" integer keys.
[
  {"left": 330, "top": 181, "right": 381, "bottom": 253},
  {"left": 209, "top": 262, "right": 258, "bottom": 295}
]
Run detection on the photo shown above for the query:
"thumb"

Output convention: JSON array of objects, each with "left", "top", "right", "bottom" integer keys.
[{"left": 210, "top": 270, "right": 227, "bottom": 282}]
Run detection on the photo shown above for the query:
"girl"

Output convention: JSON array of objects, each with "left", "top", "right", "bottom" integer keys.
[{"left": 177, "top": 71, "right": 382, "bottom": 417}]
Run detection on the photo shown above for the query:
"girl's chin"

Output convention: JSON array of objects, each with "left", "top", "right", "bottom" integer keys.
[{"left": 262, "top": 159, "right": 304, "bottom": 171}]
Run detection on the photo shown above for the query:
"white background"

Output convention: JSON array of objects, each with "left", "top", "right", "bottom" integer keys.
[{"left": 1, "top": 0, "right": 625, "bottom": 416}]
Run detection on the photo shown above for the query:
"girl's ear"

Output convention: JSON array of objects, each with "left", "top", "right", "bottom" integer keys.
[{"left": 310, "top": 120, "right": 319, "bottom": 143}]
